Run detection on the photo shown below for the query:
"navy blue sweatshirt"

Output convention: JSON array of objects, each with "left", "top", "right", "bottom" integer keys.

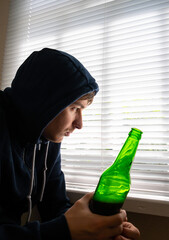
[{"left": 0, "top": 48, "right": 99, "bottom": 239}]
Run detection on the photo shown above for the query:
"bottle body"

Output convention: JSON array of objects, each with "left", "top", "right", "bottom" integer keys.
[{"left": 89, "top": 128, "right": 142, "bottom": 215}]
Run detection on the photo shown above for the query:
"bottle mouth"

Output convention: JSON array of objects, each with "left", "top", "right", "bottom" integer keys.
[{"left": 129, "top": 128, "right": 143, "bottom": 140}]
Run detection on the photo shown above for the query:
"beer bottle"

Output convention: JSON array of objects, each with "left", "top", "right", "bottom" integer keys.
[{"left": 89, "top": 128, "right": 143, "bottom": 215}]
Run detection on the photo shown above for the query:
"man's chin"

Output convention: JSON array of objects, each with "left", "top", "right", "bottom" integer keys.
[{"left": 50, "top": 137, "right": 63, "bottom": 143}]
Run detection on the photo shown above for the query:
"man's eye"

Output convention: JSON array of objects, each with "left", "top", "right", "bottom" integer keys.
[{"left": 71, "top": 107, "right": 78, "bottom": 111}]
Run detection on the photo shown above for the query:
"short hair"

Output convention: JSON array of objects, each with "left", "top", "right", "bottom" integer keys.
[{"left": 79, "top": 91, "right": 95, "bottom": 105}]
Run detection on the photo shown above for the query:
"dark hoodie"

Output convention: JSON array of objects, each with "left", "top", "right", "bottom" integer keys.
[{"left": 0, "top": 48, "right": 99, "bottom": 239}]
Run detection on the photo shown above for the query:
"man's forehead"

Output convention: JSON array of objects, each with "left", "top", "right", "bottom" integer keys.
[{"left": 70, "top": 99, "right": 89, "bottom": 108}]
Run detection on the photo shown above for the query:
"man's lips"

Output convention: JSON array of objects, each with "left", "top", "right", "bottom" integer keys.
[
  {"left": 64, "top": 130, "right": 73, "bottom": 136},
  {"left": 64, "top": 129, "right": 75, "bottom": 137},
  {"left": 64, "top": 132, "right": 70, "bottom": 136}
]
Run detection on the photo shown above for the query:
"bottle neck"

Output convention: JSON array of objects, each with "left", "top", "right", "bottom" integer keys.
[
  {"left": 112, "top": 129, "right": 142, "bottom": 172},
  {"left": 113, "top": 137, "right": 139, "bottom": 170}
]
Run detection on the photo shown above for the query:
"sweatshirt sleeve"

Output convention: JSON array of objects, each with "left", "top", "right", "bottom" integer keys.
[{"left": 0, "top": 214, "right": 71, "bottom": 240}]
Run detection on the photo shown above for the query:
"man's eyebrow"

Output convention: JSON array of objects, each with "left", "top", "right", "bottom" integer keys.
[{"left": 72, "top": 102, "right": 85, "bottom": 108}]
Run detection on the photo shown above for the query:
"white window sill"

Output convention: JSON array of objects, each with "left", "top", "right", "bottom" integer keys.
[{"left": 67, "top": 189, "right": 169, "bottom": 217}]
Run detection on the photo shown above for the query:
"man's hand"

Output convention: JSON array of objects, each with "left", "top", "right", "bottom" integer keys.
[
  {"left": 65, "top": 192, "right": 127, "bottom": 240},
  {"left": 114, "top": 222, "right": 140, "bottom": 240}
]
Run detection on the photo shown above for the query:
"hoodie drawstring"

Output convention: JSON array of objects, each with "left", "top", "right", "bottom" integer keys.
[
  {"left": 40, "top": 141, "right": 49, "bottom": 202},
  {"left": 27, "top": 144, "right": 37, "bottom": 223},
  {"left": 27, "top": 141, "right": 50, "bottom": 223}
]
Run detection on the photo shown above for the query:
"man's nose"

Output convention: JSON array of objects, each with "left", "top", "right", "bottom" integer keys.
[{"left": 74, "top": 111, "right": 83, "bottom": 129}]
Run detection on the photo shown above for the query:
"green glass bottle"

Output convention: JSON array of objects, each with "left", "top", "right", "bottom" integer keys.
[{"left": 89, "top": 128, "right": 143, "bottom": 215}]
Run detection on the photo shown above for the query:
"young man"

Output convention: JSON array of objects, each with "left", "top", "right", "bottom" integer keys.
[{"left": 0, "top": 48, "right": 140, "bottom": 239}]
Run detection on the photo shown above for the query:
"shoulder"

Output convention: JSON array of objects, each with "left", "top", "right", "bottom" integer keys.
[
  {"left": 0, "top": 91, "right": 9, "bottom": 128},
  {"left": 0, "top": 104, "right": 8, "bottom": 132}
]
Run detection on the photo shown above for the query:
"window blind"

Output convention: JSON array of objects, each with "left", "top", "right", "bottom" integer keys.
[{"left": 1, "top": 0, "right": 169, "bottom": 203}]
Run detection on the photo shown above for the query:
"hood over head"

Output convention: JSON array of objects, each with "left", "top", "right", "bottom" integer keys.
[{"left": 4, "top": 48, "right": 99, "bottom": 144}]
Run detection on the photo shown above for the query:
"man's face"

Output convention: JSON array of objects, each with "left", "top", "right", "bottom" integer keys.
[{"left": 42, "top": 99, "right": 89, "bottom": 143}]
